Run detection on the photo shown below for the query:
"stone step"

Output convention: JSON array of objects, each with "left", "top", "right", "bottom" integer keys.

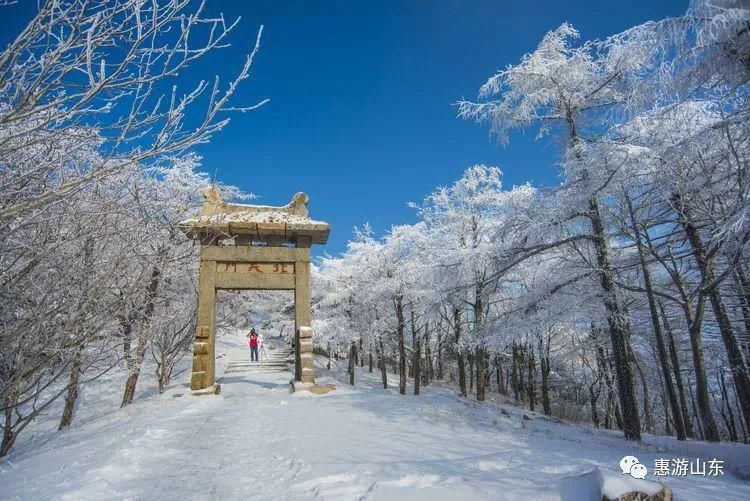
[
  {"left": 224, "top": 370, "right": 288, "bottom": 375},
  {"left": 228, "top": 362, "right": 288, "bottom": 367},
  {"left": 229, "top": 360, "right": 287, "bottom": 367},
  {"left": 222, "top": 350, "right": 294, "bottom": 377},
  {"left": 230, "top": 362, "right": 283, "bottom": 365},
  {"left": 225, "top": 368, "right": 288, "bottom": 373},
  {"left": 230, "top": 360, "right": 288, "bottom": 363},
  {"left": 254, "top": 360, "right": 291, "bottom": 363},
  {"left": 242, "top": 358, "right": 290, "bottom": 361},
  {"left": 226, "top": 366, "right": 288, "bottom": 370},
  {"left": 228, "top": 364, "right": 288, "bottom": 368},
  {"left": 231, "top": 359, "right": 289, "bottom": 362},
  {"left": 231, "top": 360, "right": 289, "bottom": 364}
]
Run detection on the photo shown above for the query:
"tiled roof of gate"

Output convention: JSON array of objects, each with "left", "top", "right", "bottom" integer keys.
[{"left": 179, "top": 207, "right": 330, "bottom": 245}]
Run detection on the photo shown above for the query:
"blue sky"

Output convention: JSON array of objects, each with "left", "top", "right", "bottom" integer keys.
[
  {"left": 3, "top": 1, "right": 687, "bottom": 256},
  {"left": 193, "top": 0, "right": 686, "bottom": 257}
]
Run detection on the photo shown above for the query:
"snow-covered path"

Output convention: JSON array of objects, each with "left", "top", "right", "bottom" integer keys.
[{"left": 3, "top": 330, "right": 750, "bottom": 500}]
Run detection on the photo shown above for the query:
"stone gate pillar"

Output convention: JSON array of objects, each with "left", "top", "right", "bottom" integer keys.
[
  {"left": 191, "top": 259, "right": 217, "bottom": 390},
  {"left": 294, "top": 239, "right": 314, "bottom": 384},
  {"left": 296, "top": 326, "right": 315, "bottom": 384}
]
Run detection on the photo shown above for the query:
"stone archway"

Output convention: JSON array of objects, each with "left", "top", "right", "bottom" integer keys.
[{"left": 179, "top": 187, "right": 330, "bottom": 392}]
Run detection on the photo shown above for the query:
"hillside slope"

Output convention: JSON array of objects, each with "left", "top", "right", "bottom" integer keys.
[{"left": 2, "top": 330, "right": 749, "bottom": 500}]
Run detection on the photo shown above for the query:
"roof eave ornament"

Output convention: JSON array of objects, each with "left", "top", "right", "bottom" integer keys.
[{"left": 202, "top": 186, "right": 310, "bottom": 219}]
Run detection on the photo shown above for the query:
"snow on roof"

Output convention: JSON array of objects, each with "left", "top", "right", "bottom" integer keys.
[
  {"left": 178, "top": 208, "right": 330, "bottom": 245},
  {"left": 179, "top": 188, "right": 330, "bottom": 244},
  {"left": 180, "top": 210, "right": 327, "bottom": 227}
]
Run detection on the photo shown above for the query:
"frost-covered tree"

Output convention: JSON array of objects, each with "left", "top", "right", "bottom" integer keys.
[
  {"left": 415, "top": 165, "right": 534, "bottom": 401},
  {"left": 316, "top": 1, "right": 750, "bottom": 445},
  {"left": 0, "top": 0, "right": 264, "bottom": 456},
  {"left": 0, "top": 0, "right": 267, "bottom": 220},
  {"left": 458, "top": 22, "right": 650, "bottom": 440}
]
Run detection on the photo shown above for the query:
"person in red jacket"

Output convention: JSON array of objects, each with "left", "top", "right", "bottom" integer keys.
[{"left": 247, "top": 328, "right": 259, "bottom": 362}]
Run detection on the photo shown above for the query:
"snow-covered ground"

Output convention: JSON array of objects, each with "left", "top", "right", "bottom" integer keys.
[{"left": 2, "top": 329, "right": 750, "bottom": 500}]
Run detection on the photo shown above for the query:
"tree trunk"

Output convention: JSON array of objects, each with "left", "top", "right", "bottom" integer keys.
[
  {"left": 589, "top": 197, "right": 641, "bottom": 441},
  {"left": 539, "top": 337, "right": 551, "bottom": 416},
  {"left": 511, "top": 343, "right": 520, "bottom": 403},
  {"left": 378, "top": 339, "right": 388, "bottom": 389},
  {"left": 496, "top": 354, "right": 503, "bottom": 395},
  {"left": 688, "top": 377, "right": 705, "bottom": 440},
  {"left": 453, "top": 307, "right": 466, "bottom": 397},
  {"left": 517, "top": 345, "right": 526, "bottom": 404},
  {"left": 674, "top": 195, "right": 742, "bottom": 439},
  {"left": 631, "top": 349, "right": 654, "bottom": 433},
  {"left": 625, "top": 194, "right": 685, "bottom": 439},
  {"left": 121, "top": 259, "right": 163, "bottom": 408},
  {"left": 474, "top": 285, "right": 486, "bottom": 402},
  {"left": 485, "top": 352, "right": 491, "bottom": 389},
  {"left": 349, "top": 342, "right": 356, "bottom": 386},
  {"left": 655, "top": 364, "right": 672, "bottom": 436},
  {"left": 468, "top": 353, "right": 474, "bottom": 392},
  {"left": 425, "top": 327, "right": 433, "bottom": 385},
  {"left": 157, "top": 351, "right": 172, "bottom": 393},
  {"left": 59, "top": 238, "right": 95, "bottom": 427},
  {"left": 359, "top": 338, "right": 364, "bottom": 368},
  {"left": 436, "top": 330, "right": 444, "bottom": 380},
  {"left": 659, "top": 302, "right": 695, "bottom": 438},
  {"left": 353, "top": 338, "right": 359, "bottom": 366},
  {"left": 708, "top": 286, "right": 750, "bottom": 432},
  {"left": 396, "top": 295, "right": 406, "bottom": 395},
  {"left": 732, "top": 264, "right": 750, "bottom": 364},
  {"left": 609, "top": 355, "right": 624, "bottom": 430},
  {"left": 59, "top": 346, "right": 83, "bottom": 430},
  {"left": 476, "top": 347, "right": 486, "bottom": 401},
  {"left": 594, "top": 327, "right": 623, "bottom": 430},
  {"left": 590, "top": 381, "right": 601, "bottom": 428},
  {"left": 1, "top": 398, "right": 18, "bottom": 457},
  {"left": 504, "top": 368, "right": 511, "bottom": 395},
  {"left": 718, "top": 367, "right": 738, "bottom": 442},
  {"left": 527, "top": 349, "right": 536, "bottom": 412},
  {"left": 733, "top": 379, "right": 749, "bottom": 442},
  {"left": 411, "top": 310, "right": 421, "bottom": 396},
  {"left": 121, "top": 340, "right": 147, "bottom": 406}
]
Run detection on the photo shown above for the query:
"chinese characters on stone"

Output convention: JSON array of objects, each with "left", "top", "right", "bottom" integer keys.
[{"left": 221, "top": 262, "right": 294, "bottom": 274}]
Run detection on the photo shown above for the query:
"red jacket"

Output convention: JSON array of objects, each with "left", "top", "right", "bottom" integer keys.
[{"left": 248, "top": 333, "right": 259, "bottom": 347}]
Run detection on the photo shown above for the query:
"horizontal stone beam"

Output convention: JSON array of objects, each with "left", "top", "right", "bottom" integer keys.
[
  {"left": 200, "top": 246, "right": 311, "bottom": 263},
  {"left": 182, "top": 222, "right": 329, "bottom": 245}
]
